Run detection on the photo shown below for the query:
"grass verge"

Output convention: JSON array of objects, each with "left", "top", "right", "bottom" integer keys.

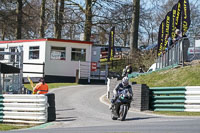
[
  {"left": 130, "top": 64, "right": 200, "bottom": 87},
  {"left": 0, "top": 124, "right": 31, "bottom": 131},
  {"left": 24, "top": 83, "right": 78, "bottom": 91},
  {"left": 153, "top": 111, "right": 200, "bottom": 116}
]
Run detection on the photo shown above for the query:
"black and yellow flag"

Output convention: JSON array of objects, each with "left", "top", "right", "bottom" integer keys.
[
  {"left": 175, "top": 1, "right": 182, "bottom": 32},
  {"left": 180, "top": 0, "right": 190, "bottom": 36},
  {"left": 108, "top": 26, "right": 115, "bottom": 61},
  {"left": 163, "top": 11, "right": 172, "bottom": 51},
  {"left": 157, "top": 20, "right": 165, "bottom": 56},
  {"left": 171, "top": 3, "right": 178, "bottom": 39}
]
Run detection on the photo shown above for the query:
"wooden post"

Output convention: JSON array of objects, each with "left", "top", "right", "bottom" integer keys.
[{"left": 76, "top": 69, "right": 79, "bottom": 83}]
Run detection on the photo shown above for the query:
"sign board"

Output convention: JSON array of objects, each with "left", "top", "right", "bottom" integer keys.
[
  {"left": 91, "top": 62, "right": 97, "bottom": 71},
  {"left": 51, "top": 51, "right": 61, "bottom": 60},
  {"left": 195, "top": 40, "right": 200, "bottom": 47}
]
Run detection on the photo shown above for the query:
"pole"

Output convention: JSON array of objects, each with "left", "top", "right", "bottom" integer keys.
[{"left": 76, "top": 69, "right": 79, "bottom": 84}]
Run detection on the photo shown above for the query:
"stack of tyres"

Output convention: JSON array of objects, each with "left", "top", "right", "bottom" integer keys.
[{"left": 45, "top": 93, "right": 56, "bottom": 122}]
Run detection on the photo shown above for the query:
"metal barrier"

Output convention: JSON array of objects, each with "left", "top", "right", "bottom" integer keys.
[
  {"left": 79, "top": 61, "right": 108, "bottom": 83},
  {"left": 156, "top": 36, "right": 200, "bottom": 69},
  {"left": 149, "top": 86, "right": 200, "bottom": 112},
  {"left": 0, "top": 94, "right": 48, "bottom": 124},
  {"left": 157, "top": 38, "right": 188, "bottom": 69},
  {"left": 0, "top": 47, "right": 23, "bottom": 94}
]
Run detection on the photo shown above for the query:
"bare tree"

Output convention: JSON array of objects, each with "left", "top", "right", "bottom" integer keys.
[
  {"left": 130, "top": 0, "right": 140, "bottom": 54},
  {"left": 84, "top": 0, "right": 92, "bottom": 41},
  {"left": 16, "top": 0, "right": 23, "bottom": 39},
  {"left": 54, "top": 0, "right": 65, "bottom": 39},
  {"left": 54, "top": 0, "right": 59, "bottom": 38},
  {"left": 40, "top": 0, "right": 46, "bottom": 38}
]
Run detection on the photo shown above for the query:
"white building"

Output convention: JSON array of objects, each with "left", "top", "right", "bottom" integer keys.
[{"left": 0, "top": 38, "right": 93, "bottom": 82}]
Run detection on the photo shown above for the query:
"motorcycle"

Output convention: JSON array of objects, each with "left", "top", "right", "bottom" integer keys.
[{"left": 110, "top": 89, "right": 132, "bottom": 121}]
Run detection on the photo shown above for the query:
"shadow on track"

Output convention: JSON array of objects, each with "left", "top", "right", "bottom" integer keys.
[
  {"left": 55, "top": 117, "right": 77, "bottom": 122},
  {"left": 125, "top": 116, "right": 158, "bottom": 121},
  {"left": 56, "top": 108, "right": 75, "bottom": 112}
]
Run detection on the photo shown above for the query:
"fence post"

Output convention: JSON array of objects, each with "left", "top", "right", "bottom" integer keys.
[
  {"left": 105, "top": 64, "right": 108, "bottom": 84},
  {"left": 88, "top": 61, "right": 91, "bottom": 83},
  {"left": 170, "top": 47, "right": 172, "bottom": 66},
  {"left": 43, "top": 62, "right": 45, "bottom": 77},
  {"left": 76, "top": 69, "right": 79, "bottom": 83},
  {"left": 161, "top": 54, "right": 163, "bottom": 69},
  {"left": 159, "top": 56, "right": 161, "bottom": 69},
  {"left": 107, "top": 78, "right": 110, "bottom": 99},
  {"left": 78, "top": 60, "right": 81, "bottom": 79}
]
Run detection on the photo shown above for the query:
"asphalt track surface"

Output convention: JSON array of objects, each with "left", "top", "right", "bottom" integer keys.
[{"left": 6, "top": 85, "right": 200, "bottom": 133}]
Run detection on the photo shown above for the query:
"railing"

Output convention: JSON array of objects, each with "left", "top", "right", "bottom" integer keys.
[
  {"left": 79, "top": 61, "right": 108, "bottom": 83},
  {"left": 0, "top": 48, "right": 23, "bottom": 94},
  {"left": 156, "top": 36, "right": 200, "bottom": 69},
  {"left": 0, "top": 94, "right": 48, "bottom": 124},
  {"left": 149, "top": 86, "right": 200, "bottom": 112}
]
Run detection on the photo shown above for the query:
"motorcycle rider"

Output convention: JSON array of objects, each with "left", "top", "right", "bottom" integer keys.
[{"left": 109, "top": 77, "right": 133, "bottom": 109}]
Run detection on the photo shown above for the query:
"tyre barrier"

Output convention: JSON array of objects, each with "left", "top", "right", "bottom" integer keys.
[
  {"left": 45, "top": 93, "right": 56, "bottom": 122},
  {"left": 0, "top": 94, "right": 48, "bottom": 124}
]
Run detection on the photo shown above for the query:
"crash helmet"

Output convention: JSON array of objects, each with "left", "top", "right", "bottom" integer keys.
[{"left": 122, "top": 77, "right": 129, "bottom": 87}]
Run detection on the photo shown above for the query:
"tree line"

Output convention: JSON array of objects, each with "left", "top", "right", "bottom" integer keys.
[{"left": 0, "top": 0, "right": 200, "bottom": 53}]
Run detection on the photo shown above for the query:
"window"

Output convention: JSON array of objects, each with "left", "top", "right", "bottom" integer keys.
[
  {"left": 10, "top": 47, "right": 17, "bottom": 62},
  {"left": 29, "top": 46, "right": 39, "bottom": 59},
  {"left": 71, "top": 48, "right": 86, "bottom": 61},
  {"left": 0, "top": 48, "right": 4, "bottom": 60},
  {"left": 50, "top": 47, "right": 66, "bottom": 60}
]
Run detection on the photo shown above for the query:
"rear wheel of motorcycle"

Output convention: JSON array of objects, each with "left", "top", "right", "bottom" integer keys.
[{"left": 119, "top": 105, "right": 128, "bottom": 121}]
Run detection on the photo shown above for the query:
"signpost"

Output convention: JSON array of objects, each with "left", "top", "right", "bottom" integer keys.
[{"left": 91, "top": 62, "right": 97, "bottom": 72}]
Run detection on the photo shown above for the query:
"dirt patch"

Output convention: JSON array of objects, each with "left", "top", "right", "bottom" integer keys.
[{"left": 185, "top": 60, "right": 200, "bottom": 66}]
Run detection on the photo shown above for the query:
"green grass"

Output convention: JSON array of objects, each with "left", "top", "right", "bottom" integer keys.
[
  {"left": 24, "top": 83, "right": 78, "bottom": 91},
  {"left": 153, "top": 111, "right": 200, "bottom": 116},
  {"left": 130, "top": 64, "right": 200, "bottom": 87},
  {"left": 0, "top": 124, "right": 30, "bottom": 131}
]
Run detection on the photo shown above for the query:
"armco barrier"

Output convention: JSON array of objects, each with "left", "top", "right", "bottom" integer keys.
[
  {"left": 0, "top": 94, "right": 48, "bottom": 124},
  {"left": 150, "top": 86, "right": 200, "bottom": 112}
]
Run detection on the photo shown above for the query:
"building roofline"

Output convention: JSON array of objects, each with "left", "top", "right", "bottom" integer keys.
[
  {"left": 0, "top": 38, "right": 93, "bottom": 45},
  {"left": 93, "top": 44, "right": 130, "bottom": 48}
]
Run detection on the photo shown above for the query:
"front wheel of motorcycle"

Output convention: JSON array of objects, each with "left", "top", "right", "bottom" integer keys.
[
  {"left": 111, "top": 110, "right": 118, "bottom": 120},
  {"left": 119, "top": 105, "right": 128, "bottom": 121}
]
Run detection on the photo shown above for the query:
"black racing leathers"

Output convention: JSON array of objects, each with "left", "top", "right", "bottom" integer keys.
[{"left": 111, "top": 83, "right": 133, "bottom": 103}]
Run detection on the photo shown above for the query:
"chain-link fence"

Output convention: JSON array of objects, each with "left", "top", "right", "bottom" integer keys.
[{"left": 0, "top": 47, "right": 23, "bottom": 94}]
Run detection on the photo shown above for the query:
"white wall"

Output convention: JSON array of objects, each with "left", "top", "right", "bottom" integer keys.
[
  {"left": 45, "top": 41, "right": 92, "bottom": 77},
  {"left": 0, "top": 41, "right": 46, "bottom": 77},
  {"left": 23, "top": 41, "right": 46, "bottom": 77},
  {"left": 0, "top": 40, "right": 92, "bottom": 78}
]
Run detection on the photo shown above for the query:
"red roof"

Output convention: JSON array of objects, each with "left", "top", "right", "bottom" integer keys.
[{"left": 0, "top": 38, "right": 93, "bottom": 45}]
